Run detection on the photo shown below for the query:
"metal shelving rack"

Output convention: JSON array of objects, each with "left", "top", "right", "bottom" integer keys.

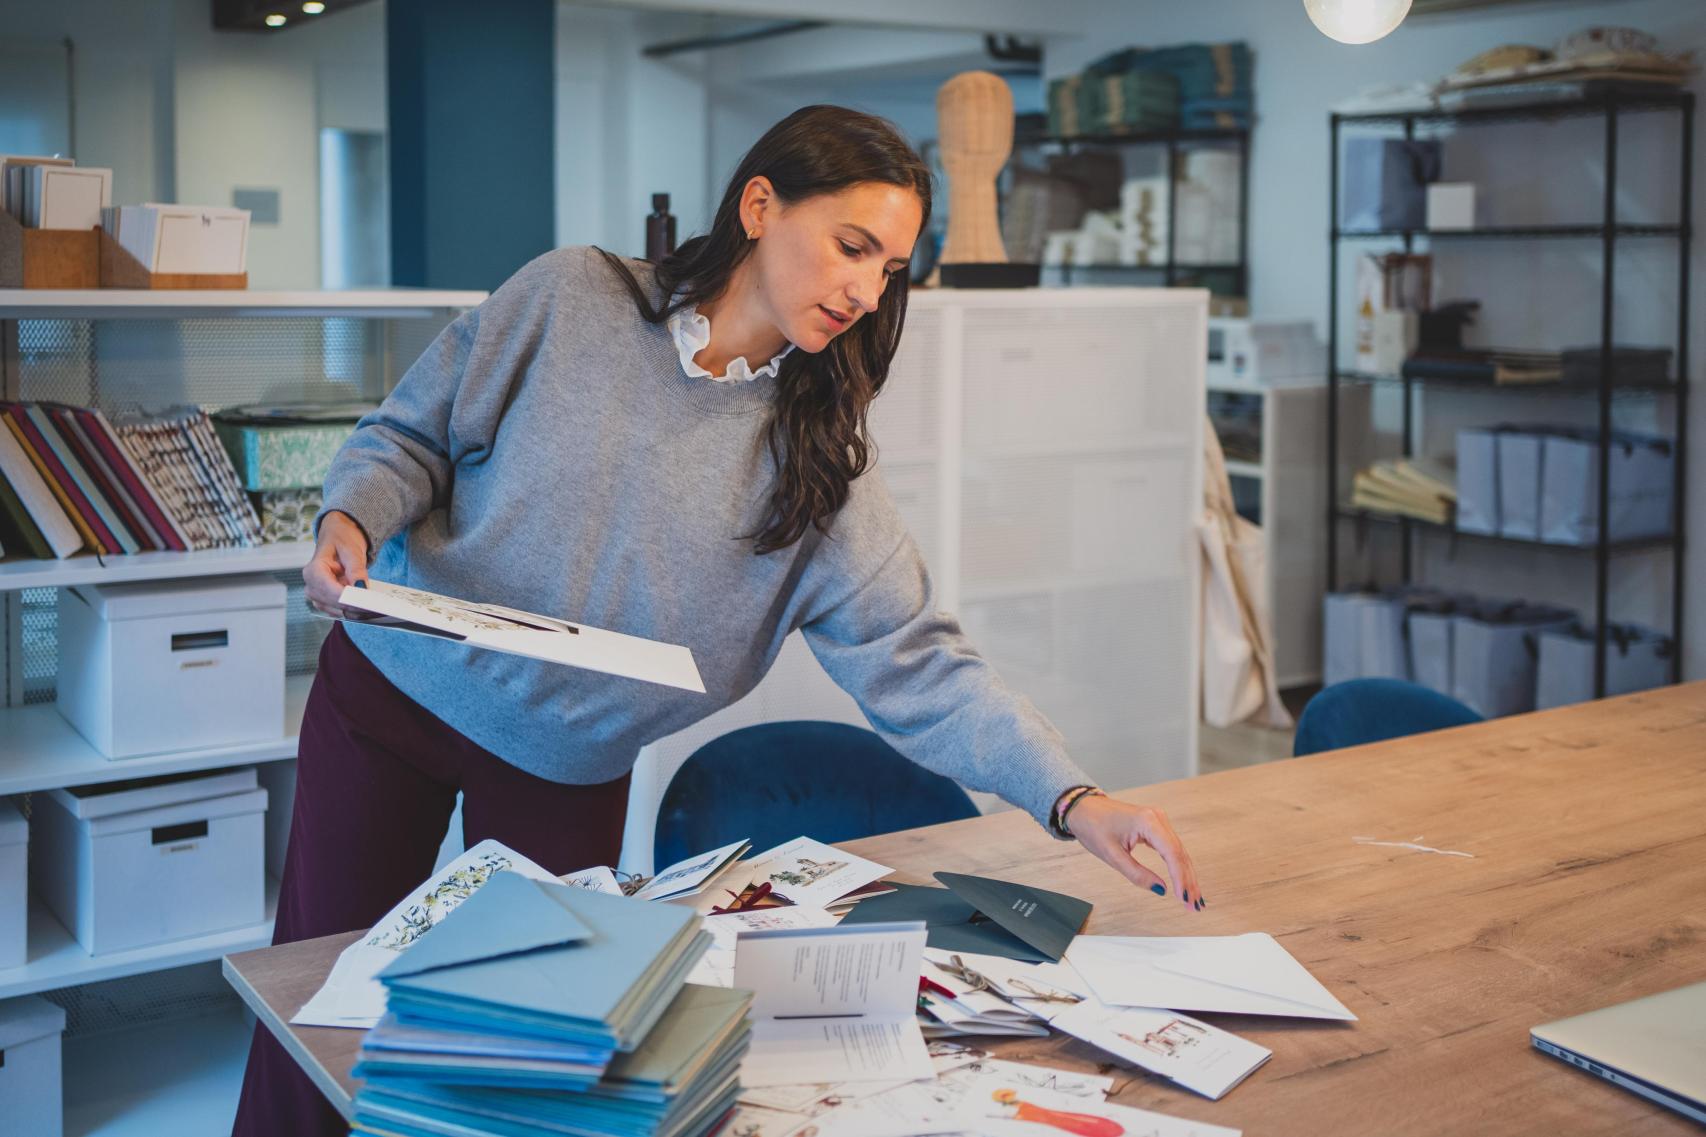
[
  {"left": 1325, "top": 87, "right": 1694, "bottom": 696},
  {"left": 1016, "top": 125, "right": 1251, "bottom": 294}
]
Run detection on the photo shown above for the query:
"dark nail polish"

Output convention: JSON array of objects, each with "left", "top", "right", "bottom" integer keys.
[
  {"left": 1183, "top": 890, "right": 1191, "bottom": 903},
  {"left": 1151, "top": 884, "right": 1166, "bottom": 897},
  {"left": 1195, "top": 899, "right": 1203, "bottom": 911}
]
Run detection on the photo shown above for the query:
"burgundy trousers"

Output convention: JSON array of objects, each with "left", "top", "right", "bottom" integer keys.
[{"left": 231, "top": 624, "right": 631, "bottom": 1137}]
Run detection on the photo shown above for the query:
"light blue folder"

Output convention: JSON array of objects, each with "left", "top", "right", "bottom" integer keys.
[{"left": 378, "top": 872, "right": 709, "bottom": 1051}]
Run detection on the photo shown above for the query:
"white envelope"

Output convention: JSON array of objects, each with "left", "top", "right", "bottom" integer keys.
[{"left": 1067, "top": 932, "right": 1357, "bottom": 1021}]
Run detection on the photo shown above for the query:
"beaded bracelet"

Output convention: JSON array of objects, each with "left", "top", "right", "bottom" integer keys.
[
  {"left": 1060, "top": 786, "right": 1106, "bottom": 838},
  {"left": 1049, "top": 784, "right": 1104, "bottom": 840}
]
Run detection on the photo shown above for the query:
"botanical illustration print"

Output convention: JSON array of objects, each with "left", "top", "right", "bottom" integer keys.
[
  {"left": 1116, "top": 1018, "right": 1208, "bottom": 1058},
  {"left": 374, "top": 581, "right": 578, "bottom": 635},
  {"left": 649, "top": 851, "right": 722, "bottom": 891},
  {"left": 987, "top": 1088, "right": 1126, "bottom": 1136},
  {"left": 768, "top": 857, "right": 847, "bottom": 889},
  {"left": 936, "top": 1054, "right": 1111, "bottom": 1100},
  {"left": 367, "top": 850, "right": 513, "bottom": 952}
]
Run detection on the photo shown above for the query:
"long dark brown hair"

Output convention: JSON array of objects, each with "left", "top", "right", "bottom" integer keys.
[{"left": 595, "top": 104, "right": 932, "bottom": 555}]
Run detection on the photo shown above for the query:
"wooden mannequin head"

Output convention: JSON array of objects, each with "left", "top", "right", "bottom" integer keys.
[{"left": 936, "top": 70, "right": 1013, "bottom": 265}]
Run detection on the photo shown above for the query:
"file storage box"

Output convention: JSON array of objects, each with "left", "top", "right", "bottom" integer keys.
[
  {"left": 31, "top": 776, "right": 266, "bottom": 955},
  {"left": 56, "top": 575, "right": 285, "bottom": 759},
  {"left": 0, "top": 995, "right": 66, "bottom": 1137},
  {"left": 1455, "top": 427, "right": 1502, "bottom": 535},
  {"left": 213, "top": 414, "right": 359, "bottom": 492},
  {"left": 1323, "top": 586, "right": 1447, "bottom": 685},
  {"left": 1404, "top": 594, "right": 1474, "bottom": 697},
  {"left": 1495, "top": 431, "right": 1546, "bottom": 540},
  {"left": 1534, "top": 624, "right": 1672, "bottom": 710},
  {"left": 0, "top": 799, "right": 27, "bottom": 970},
  {"left": 1451, "top": 601, "right": 1576, "bottom": 718},
  {"left": 1341, "top": 137, "right": 1441, "bottom": 230},
  {"left": 1538, "top": 431, "right": 1673, "bottom": 546}
]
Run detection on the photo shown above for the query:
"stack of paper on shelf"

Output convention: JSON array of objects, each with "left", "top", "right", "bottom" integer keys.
[
  {"left": 1351, "top": 457, "right": 1457, "bottom": 524},
  {"left": 350, "top": 870, "right": 744, "bottom": 1137},
  {"left": 101, "top": 203, "right": 250, "bottom": 275},
  {"left": 1, "top": 157, "right": 109, "bottom": 230},
  {"left": 1, "top": 155, "right": 74, "bottom": 222}
]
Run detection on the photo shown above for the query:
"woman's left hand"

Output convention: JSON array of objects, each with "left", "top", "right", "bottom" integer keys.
[{"left": 1066, "top": 794, "right": 1205, "bottom": 912}]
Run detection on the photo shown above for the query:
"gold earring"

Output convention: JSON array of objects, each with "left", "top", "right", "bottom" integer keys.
[{"left": 748, "top": 228, "right": 758, "bottom": 239}]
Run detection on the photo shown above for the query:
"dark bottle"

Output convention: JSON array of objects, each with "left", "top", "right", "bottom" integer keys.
[{"left": 645, "top": 193, "right": 677, "bottom": 261}]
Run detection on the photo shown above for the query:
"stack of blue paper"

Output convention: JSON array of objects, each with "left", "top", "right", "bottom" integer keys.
[{"left": 349, "top": 872, "right": 749, "bottom": 1137}]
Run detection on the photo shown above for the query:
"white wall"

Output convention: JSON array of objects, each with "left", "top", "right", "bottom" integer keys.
[
  {"left": 0, "top": 0, "right": 177, "bottom": 205},
  {"left": 172, "top": 0, "right": 387, "bottom": 289},
  {"left": 557, "top": 0, "right": 1066, "bottom": 253},
  {"left": 1049, "top": 0, "right": 1704, "bottom": 679}
]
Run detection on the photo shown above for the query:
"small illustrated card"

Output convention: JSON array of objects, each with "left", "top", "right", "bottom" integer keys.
[
  {"left": 1050, "top": 1000, "right": 1271, "bottom": 1100},
  {"left": 745, "top": 836, "right": 894, "bottom": 909}
]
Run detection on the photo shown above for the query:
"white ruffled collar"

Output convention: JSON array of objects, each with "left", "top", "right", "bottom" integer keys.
[{"left": 666, "top": 299, "right": 794, "bottom": 384}]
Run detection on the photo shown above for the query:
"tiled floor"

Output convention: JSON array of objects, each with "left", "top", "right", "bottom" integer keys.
[{"left": 1197, "top": 687, "right": 1317, "bottom": 775}]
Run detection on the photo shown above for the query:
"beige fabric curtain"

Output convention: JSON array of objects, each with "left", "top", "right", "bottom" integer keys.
[{"left": 1200, "top": 415, "right": 1291, "bottom": 729}]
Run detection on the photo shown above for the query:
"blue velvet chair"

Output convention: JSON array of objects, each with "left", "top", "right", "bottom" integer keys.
[
  {"left": 1293, "top": 678, "right": 1484, "bottom": 757},
  {"left": 652, "top": 720, "right": 980, "bottom": 869}
]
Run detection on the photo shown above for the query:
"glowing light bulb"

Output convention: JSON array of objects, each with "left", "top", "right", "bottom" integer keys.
[
  {"left": 1303, "top": 0, "right": 1412, "bottom": 45},
  {"left": 264, "top": 12, "right": 287, "bottom": 26},
  {"left": 302, "top": 1, "right": 326, "bottom": 12}
]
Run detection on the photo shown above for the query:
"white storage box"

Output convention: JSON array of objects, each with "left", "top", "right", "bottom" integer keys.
[
  {"left": 0, "top": 799, "right": 26, "bottom": 970},
  {"left": 56, "top": 574, "right": 285, "bottom": 759},
  {"left": 0, "top": 995, "right": 66, "bottom": 1137},
  {"left": 31, "top": 775, "right": 266, "bottom": 955}
]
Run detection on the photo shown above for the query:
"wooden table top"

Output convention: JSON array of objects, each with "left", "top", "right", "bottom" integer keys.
[{"left": 225, "top": 682, "right": 1706, "bottom": 1135}]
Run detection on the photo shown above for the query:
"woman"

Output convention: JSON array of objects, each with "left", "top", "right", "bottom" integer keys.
[{"left": 234, "top": 104, "right": 1203, "bottom": 1135}]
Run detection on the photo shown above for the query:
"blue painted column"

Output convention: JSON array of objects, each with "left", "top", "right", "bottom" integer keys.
[{"left": 388, "top": 0, "right": 556, "bottom": 290}]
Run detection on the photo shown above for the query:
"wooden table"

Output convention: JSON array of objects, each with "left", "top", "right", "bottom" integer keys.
[{"left": 225, "top": 683, "right": 1706, "bottom": 1136}]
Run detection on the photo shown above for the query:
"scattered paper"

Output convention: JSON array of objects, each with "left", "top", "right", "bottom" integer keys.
[
  {"left": 634, "top": 838, "right": 750, "bottom": 901},
  {"left": 291, "top": 840, "right": 559, "bottom": 1029},
  {"left": 1066, "top": 933, "right": 1357, "bottom": 1021},
  {"left": 746, "top": 836, "right": 894, "bottom": 909},
  {"left": 1051, "top": 1000, "right": 1271, "bottom": 1100},
  {"left": 337, "top": 578, "right": 705, "bottom": 692},
  {"left": 687, "top": 906, "right": 842, "bottom": 988},
  {"left": 900, "top": 1061, "right": 1242, "bottom": 1136},
  {"left": 736, "top": 921, "right": 934, "bottom": 1087},
  {"left": 559, "top": 865, "right": 624, "bottom": 895}
]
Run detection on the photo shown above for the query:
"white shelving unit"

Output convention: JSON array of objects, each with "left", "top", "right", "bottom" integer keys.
[
  {"left": 0, "top": 287, "right": 487, "bottom": 320},
  {"left": 0, "top": 674, "right": 310, "bottom": 799},
  {"left": 0, "top": 286, "right": 484, "bottom": 1136},
  {"left": 0, "top": 877, "right": 281, "bottom": 1002},
  {"left": 0, "top": 541, "right": 312, "bottom": 592}
]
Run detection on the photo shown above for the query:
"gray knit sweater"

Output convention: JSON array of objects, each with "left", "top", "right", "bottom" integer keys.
[{"left": 318, "top": 246, "right": 1093, "bottom": 827}]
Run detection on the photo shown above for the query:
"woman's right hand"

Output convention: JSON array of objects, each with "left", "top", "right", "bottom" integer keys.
[{"left": 304, "top": 510, "right": 370, "bottom": 618}]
